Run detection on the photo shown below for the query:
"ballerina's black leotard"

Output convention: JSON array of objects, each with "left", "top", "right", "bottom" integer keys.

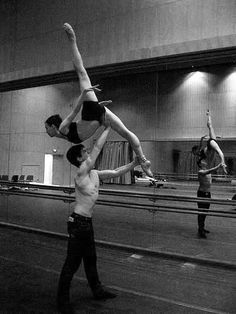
[
  {"left": 65, "top": 122, "right": 81, "bottom": 144},
  {"left": 62, "top": 101, "right": 105, "bottom": 144},
  {"left": 82, "top": 101, "right": 105, "bottom": 124}
]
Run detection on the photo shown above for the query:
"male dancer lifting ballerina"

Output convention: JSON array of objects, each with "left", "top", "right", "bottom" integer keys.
[{"left": 57, "top": 126, "right": 139, "bottom": 313}]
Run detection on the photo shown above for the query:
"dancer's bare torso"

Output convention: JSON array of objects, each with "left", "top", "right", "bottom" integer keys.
[
  {"left": 75, "top": 108, "right": 110, "bottom": 142},
  {"left": 74, "top": 169, "right": 100, "bottom": 217},
  {"left": 76, "top": 120, "right": 101, "bottom": 142},
  {"left": 198, "top": 172, "right": 212, "bottom": 193}
]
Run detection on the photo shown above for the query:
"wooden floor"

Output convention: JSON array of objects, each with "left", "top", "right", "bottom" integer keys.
[{"left": 0, "top": 228, "right": 235, "bottom": 314}]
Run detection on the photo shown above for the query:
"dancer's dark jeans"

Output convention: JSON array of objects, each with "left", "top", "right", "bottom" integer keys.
[
  {"left": 57, "top": 213, "right": 101, "bottom": 305},
  {"left": 197, "top": 190, "right": 211, "bottom": 230}
]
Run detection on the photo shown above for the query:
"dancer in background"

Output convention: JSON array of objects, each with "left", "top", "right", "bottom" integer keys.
[
  {"left": 45, "top": 23, "right": 153, "bottom": 177},
  {"left": 192, "top": 110, "right": 227, "bottom": 174},
  {"left": 197, "top": 159, "right": 223, "bottom": 238}
]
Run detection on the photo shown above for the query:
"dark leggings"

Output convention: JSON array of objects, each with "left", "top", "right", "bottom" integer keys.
[
  {"left": 197, "top": 190, "right": 211, "bottom": 230},
  {"left": 57, "top": 214, "right": 100, "bottom": 305}
]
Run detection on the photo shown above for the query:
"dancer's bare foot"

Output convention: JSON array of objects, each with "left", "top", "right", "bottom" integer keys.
[
  {"left": 222, "top": 164, "right": 228, "bottom": 174},
  {"left": 63, "top": 23, "right": 76, "bottom": 42},
  {"left": 139, "top": 156, "right": 153, "bottom": 177},
  {"left": 206, "top": 110, "right": 212, "bottom": 128}
]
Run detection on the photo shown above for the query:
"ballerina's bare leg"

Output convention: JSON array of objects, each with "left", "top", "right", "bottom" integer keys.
[
  {"left": 206, "top": 110, "right": 216, "bottom": 140},
  {"left": 206, "top": 110, "right": 227, "bottom": 174},
  {"left": 104, "top": 108, "right": 153, "bottom": 177},
  {"left": 63, "top": 23, "right": 97, "bottom": 103}
]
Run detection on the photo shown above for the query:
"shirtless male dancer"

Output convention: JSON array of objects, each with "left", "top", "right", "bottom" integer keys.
[
  {"left": 57, "top": 125, "right": 139, "bottom": 314},
  {"left": 197, "top": 159, "right": 223, "bottom": 238},
  {"left": 45, "top": 23, "right": 153, "bottom": 177}
]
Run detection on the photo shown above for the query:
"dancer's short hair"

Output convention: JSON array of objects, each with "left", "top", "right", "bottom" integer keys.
[{"left": 66, "top": 144, "right": 85, "bottom": 168}]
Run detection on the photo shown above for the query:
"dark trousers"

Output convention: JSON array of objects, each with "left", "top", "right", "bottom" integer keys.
[
  {"left": 197, "top": 190, "right": 211, "bottom": 230},
  {"left": 57, "top": 213, "right": 101, "bottom": 305}
]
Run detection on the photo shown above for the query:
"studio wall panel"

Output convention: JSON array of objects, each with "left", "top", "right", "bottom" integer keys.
[
  {"left": 0, "top": 134, "right": 10, "bottom": 175},
  {"left": 0, "top": 92, "right": 12, "bottom": 132},
  {"left": 14, "top": 31, "right": 65, "bottom": 74},
  {"left": 98, "top": 71, "right": 157, "bottom": 141},
  {"left": 15, "top": 0, "right": 78, "bottom": 40},
  {"left": 1, "top": 0, "right": 236, "bottom": 81}
]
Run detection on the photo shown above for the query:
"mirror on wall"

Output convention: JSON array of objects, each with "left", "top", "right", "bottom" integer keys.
[{"left": 0, "top": 64, "right": 235, "bottom": 186}]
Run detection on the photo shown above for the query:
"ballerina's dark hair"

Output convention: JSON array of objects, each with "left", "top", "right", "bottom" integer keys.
[{"left": 45, "top": 114, "right": 62, "bottom": 128}]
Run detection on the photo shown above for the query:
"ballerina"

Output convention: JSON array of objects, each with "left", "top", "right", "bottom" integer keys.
[{"left": 45, "top": 23, "right": 153, "bottom": 177}]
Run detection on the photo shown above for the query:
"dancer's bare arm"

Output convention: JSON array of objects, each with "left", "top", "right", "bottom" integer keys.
[
  {"left": 85, "top": 126, "right": 111, "bottom": 171},
  {"left": 198, "top": 162, "right": 222, "bottom": 175},
  {"left": 97, "top": 157, "right": 139, "bottom": 180},
  {"left": 209, "top": 140, "right": 227, "bottom": 173},
  {"left": 59, "top": 85, "right": 101, "bottom": 134},
  {"left": 206, "top": 110, "right": 216, "bottom": 140}
]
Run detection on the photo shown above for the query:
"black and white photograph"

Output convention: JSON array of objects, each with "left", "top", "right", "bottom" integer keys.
[{"left": 0, "top": 0, "right": 235, "bottom": 313}]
